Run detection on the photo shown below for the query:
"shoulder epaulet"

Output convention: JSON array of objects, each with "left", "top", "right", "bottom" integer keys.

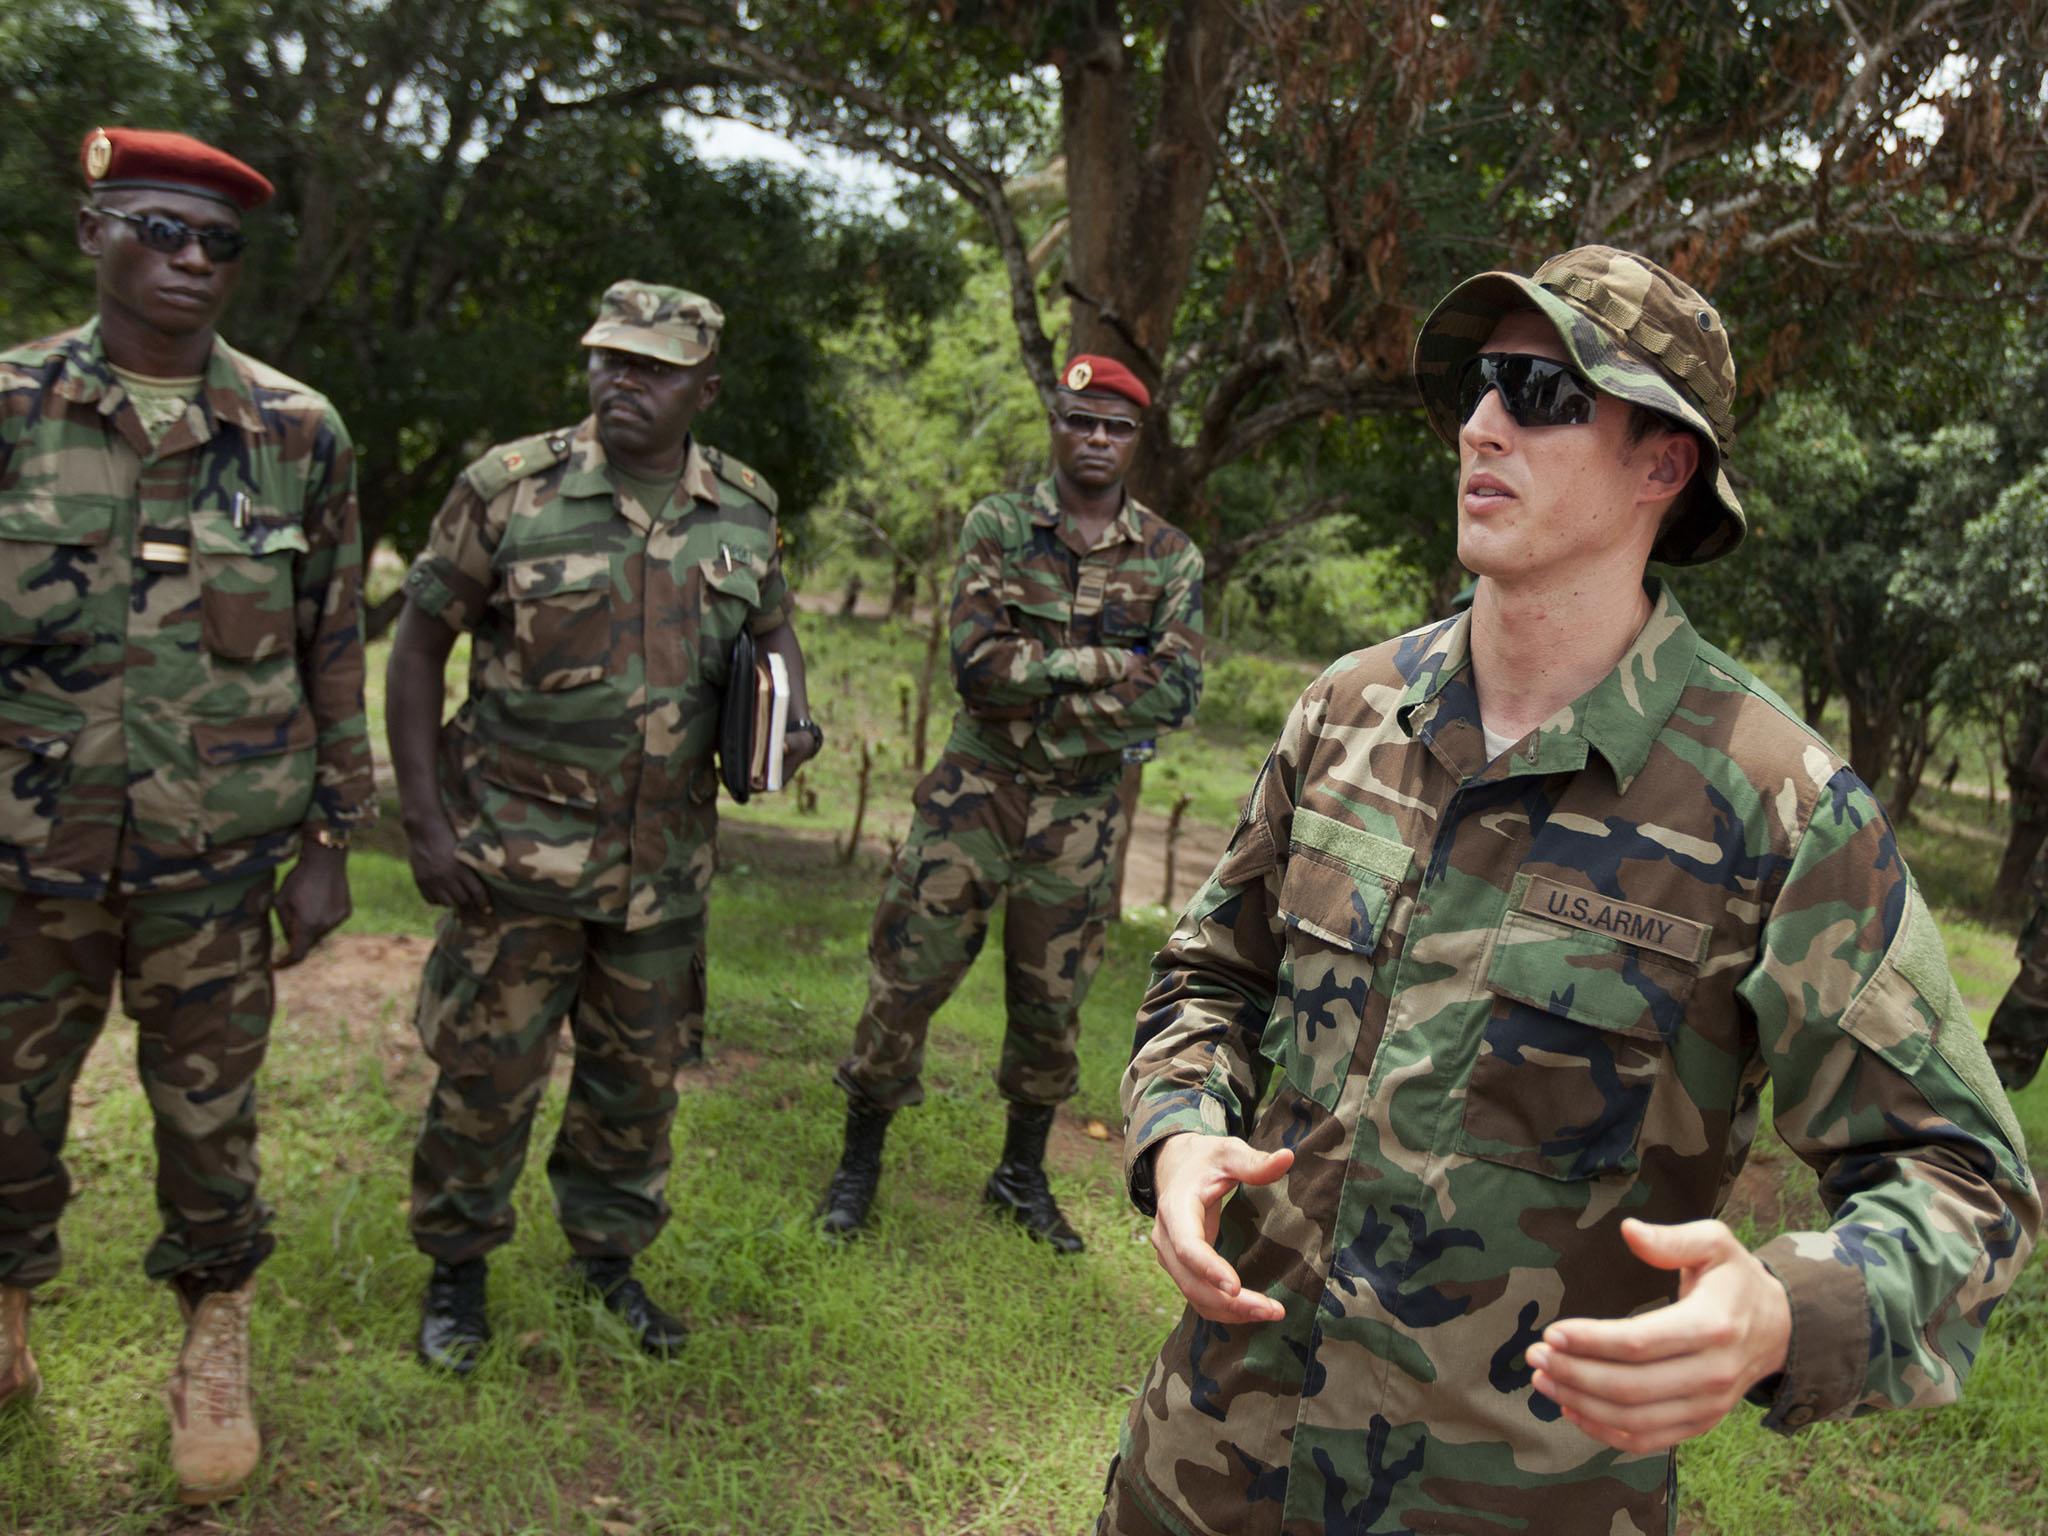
[
  {"left": 463, "top": 427, "right": 577, "bottom": 502},
  {"left": 699, "top": 444, "right": 779, "bottom": 515}
]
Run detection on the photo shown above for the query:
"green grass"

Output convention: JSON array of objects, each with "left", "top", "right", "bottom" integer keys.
[{"left": 5, "top": 605, "right": 2042, "bottom": 1534}]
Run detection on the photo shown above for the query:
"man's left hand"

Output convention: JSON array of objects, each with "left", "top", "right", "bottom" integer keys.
[
  {"left": 1527, "top": 1217, "right": 1791, "bottom": 1453},
  {"left": 781, "top": 723, "right": 822, "bottom": 775},
  {"left": 275, "top": 840, "right": 352, "bottom": 968}
]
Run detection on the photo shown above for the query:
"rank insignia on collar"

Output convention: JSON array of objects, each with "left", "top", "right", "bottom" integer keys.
[
  {"left": 740, "top": 467, "right": 756, "bottom": 487},
  {"left": 1065, "top": 360, "right": 1093, "bottom": 391}
]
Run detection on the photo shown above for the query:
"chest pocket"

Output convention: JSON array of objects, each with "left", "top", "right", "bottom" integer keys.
[
  {"left": 192, "top": 509, "right": 308, "bottom": 662},
  {"left": 504, "top": 550, "right": 614, "bottom": 692},
  {"left": 0, "top": 495, "right": 117, "bottom": 646},
  {"left": 1459, "top": 882, "right": 1703, "bottom": 1180},
  {"left": 1267, "top": 808, "right": 1410, "bottom": 1113},
  {"left": 695, "top": 548, "right": 767, "bottom": 677}
]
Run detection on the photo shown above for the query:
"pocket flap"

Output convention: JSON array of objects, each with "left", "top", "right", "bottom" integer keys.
[
  {"left": 189, "top": 507, "right": 310, "bottom": 558},
  {"left": 506, "top": 551, "right": 611, "bottom": 600},
  {"left": 699, "top": 552, "right": 763, "bottom": 605},
  {"left": 0, "top": 495, "right": 116, "bottom": 546},
  {"left": 1291, "top": 808, "right": 1412, "bottom": 883},
  {"left": 1278, "top": 849, "right": 1394, "bottom": 956},
  {"left": 1486, "top": 904, "right": 1697, "bottom": 1042},
  {"left": 477, "top": 742, "right": 600, "bottom": 808},
  {"left": 192, "top": 705, "right": 317, "bottom": 766}
]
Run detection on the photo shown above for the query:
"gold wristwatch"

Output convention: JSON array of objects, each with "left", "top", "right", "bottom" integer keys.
[{"left": 309, "top": 825, "right": 350, "bottom": 851}]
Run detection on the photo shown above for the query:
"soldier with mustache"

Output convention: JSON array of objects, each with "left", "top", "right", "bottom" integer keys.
[{"left": 385, "top": 281, "right": 819, "bottom": 1373}]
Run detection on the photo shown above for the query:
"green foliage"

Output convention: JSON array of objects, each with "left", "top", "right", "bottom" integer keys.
[
  {"left": 0, "top": 0, "right": 965, "bottom": 563},
  {"left": 1199, "top": 652, "right": 1313, "bottom": 739},
  {"left": 813, "top": 258, "right": 1050, "bottom": 596}
]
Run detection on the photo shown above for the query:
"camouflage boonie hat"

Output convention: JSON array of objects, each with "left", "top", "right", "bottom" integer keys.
[
  {"left": 1412, "top": 245, "right": 1744, "bottom": 565},
  {"left": 580, "top": 280, "right": 724, "bottom": 367}
]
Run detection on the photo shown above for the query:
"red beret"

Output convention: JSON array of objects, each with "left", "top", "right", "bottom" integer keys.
[
  {"left": 1059, "top": 354, "right": 1150, "bottom": 409},
  {"left": 80, "top": 127, "right": 273, "bottom": 212}
]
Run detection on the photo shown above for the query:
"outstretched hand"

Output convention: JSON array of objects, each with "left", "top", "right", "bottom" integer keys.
[
  {"left": 1529, "top": 1217, "right": 1792, "bottom": 1453},
  {"left": 1148, "top": 1133, "right": 1294, "bottom": 1324}
]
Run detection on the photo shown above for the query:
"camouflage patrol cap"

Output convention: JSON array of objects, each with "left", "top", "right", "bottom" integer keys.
[
  {"left": 579, "top": 280, "right": 724, "bottom": 367},
  {"left": 1412, "top": 245, "right": 1744, "bottom": 565}
]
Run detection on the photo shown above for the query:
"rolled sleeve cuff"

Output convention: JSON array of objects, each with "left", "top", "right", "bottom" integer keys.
[
  {"left": 746, "top": 601, "right": 791, "bottom": 635},
  {"left": 1751, "top": 1230, "right": 1873, "bottom": 1431},
  {"left": 1044, "top": 645, "right": 1125, "bottom": 689},
  {"left": 1123, "top": 1086, "right": 1233, "bottom": 1216},
  {"left": 402, "top": 562, "right": 468, "bottom": 629}
]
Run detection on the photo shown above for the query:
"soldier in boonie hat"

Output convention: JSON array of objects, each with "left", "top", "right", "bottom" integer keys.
[
  {"left": 1412, "top": 244, "right": 1742, "bottom": 565},
  {"left": 579, "top": 280, "right": 724, "bottom": 369}
]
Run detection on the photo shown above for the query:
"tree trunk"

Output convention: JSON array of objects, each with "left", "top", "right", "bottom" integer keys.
[
  {"left": 1057, "top": 0, "right": 1237, "bottom": 532},
  {"left": 1996, "top": 723, "right": 2048, "bottom": 905},
  {"left": 1844, "top": 693, "right": 1897, "bottom": 797},
  {"left": 1798, "top": 670, "right": 1831, "bottom": 732},
  {"left": 1885, "top": 702, "right": 1938, "bottom": 824}
]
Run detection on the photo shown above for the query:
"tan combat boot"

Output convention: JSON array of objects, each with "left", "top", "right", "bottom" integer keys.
[
  {"left": 0, "top": 1286, "right": 39, "bottom": 1407},
  {"left": 166, "top": 1280, "right": 260, "bottom": 1504}
]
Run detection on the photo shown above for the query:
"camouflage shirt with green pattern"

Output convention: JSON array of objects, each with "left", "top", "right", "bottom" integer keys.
[
  {"left": 947, "top": 479, "right": 1203, "bottom": 784},
  {"left": 1114, "top": 582, "right": 2038, "bottom": 1536},
  {"left": 403, "top": 419, "right": 790, "bottom": 931},
  {"left": 0, "top": 318, "right": 374, "bottom": 900}
]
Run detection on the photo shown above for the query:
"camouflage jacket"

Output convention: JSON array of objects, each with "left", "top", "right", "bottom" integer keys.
[
  {"left": 0, "top": 319, "right": 374, "bottom": 900},
  {"left": 403, "top": 419, "right": 790, "bottom": 930},
  {"left": 945, "top": 479, "right": 1203, "bottom": 786},
  {"left": 1116, "top": 584, "right": 2038, "bottom": 1535}
]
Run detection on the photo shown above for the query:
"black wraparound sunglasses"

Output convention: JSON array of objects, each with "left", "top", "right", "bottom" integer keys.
[
  {"left": 1056, "top": 408, "right": 1140, "bottom": 441},
  {"left": 1456, "top": 352, "right": 1599, "bottom": 428},
  {"left": 95, "top": 206, "right": 248, "bottom": 263}
]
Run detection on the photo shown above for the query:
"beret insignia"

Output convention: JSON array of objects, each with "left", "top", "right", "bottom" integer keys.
[
  {"left": 1064, "top": 360, "right": 1093, "bottom": 391},
  {"left": 85, "top": 130, "right": 113, "bottom": 181}
]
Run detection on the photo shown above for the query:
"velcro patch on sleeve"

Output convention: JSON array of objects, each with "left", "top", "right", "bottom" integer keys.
[{"left": 1521, "top": 874, "right": 1709, "bottom": 964}]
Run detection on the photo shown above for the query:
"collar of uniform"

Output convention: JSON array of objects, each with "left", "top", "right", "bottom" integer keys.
[
  {"left": 53, "top": 319, "right": 267, "bottom": 437},
  {"left": 557, "top": 416, "right": 616, "bottom": 501},
  {"left": 1029, "top": 477, "right": 1144, "bottom": 545},
  {"left": 1395, "top": 580, "right": 1699, "bottom": 792},
  {"left": 560, "top": 420, "right": 715, "bottom": 524},
  {"left": 194, "top": 336, "right": 271, "bottom": 436},
  {"left": 1563, "top": 579, "right": 1699, "bottom": 792},
  {"left": 678, "top": 438, "right": 718, "bottom": 508}
]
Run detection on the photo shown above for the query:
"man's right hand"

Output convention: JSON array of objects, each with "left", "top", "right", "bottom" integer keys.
[
  {"left": 404, "top": 816, "right": 492, "bottom": 914},
  {"left": 1149, "top": 1132, "right": 1294, "bottom": 1323}
]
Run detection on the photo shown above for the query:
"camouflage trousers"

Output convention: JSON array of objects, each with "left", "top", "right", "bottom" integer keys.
[
  {"left": 408, "top": 900, "right": 704, "bottom": 1264},
  {"left": 0, "top": 872, "right": 278, "bottom": 1289},
  {"left": 837, "top": 754, "right": 1125, "bottom": 1112},
  {"left": 1988, "top": 839, "right": 2048, "bottom": 1091}
]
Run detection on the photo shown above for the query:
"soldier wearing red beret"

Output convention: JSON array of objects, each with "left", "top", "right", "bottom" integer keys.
[
  {"left": 817, "top": 354, "right": 1205, "bottom": 1250},
  {"left": 0, "top": 128, "right": 374, "bottom": 1503}
]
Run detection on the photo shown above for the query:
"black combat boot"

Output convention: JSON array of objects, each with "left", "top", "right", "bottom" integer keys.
[
  {"left": 573, "top": 1256, "right": 688, "bottom": 1359},
  {"left": 817, "top": 1102, "right": 893, "bottom": 1241},
  {"left": 417, "top": 1257, "right": 490, "bottom": 1376},
  {"left": 983, "top": 1102, "right": 1084, "bottom": 1254}
]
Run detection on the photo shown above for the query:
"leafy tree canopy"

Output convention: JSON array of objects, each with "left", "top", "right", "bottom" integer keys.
[{"left": 1, "top": 0, "right": 965, "bottom": 598}]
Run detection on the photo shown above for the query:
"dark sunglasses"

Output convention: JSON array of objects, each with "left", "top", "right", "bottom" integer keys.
[
  {"left": 1456, "top": 352, "right": 1599, "bottom": 428},
  {"left": 95, "top": 206, "right": 247, "bottom": 263},
  {"left": 1057, "top": 408, "right": 1140, "bottom": 442}
]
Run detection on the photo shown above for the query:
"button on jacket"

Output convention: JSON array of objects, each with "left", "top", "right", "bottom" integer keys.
[
  {"left": 947, "top": 479, "right": 1203, "bottom": 785},
  {"left": 1114, "top": 584, "right": 2038, "bottom": 1535},
  {"left": 403, "top": 420, "right": 788, "bottom": 931},
  {"left": 0, "top": 319, "right": 374, "bottom": 899}
]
